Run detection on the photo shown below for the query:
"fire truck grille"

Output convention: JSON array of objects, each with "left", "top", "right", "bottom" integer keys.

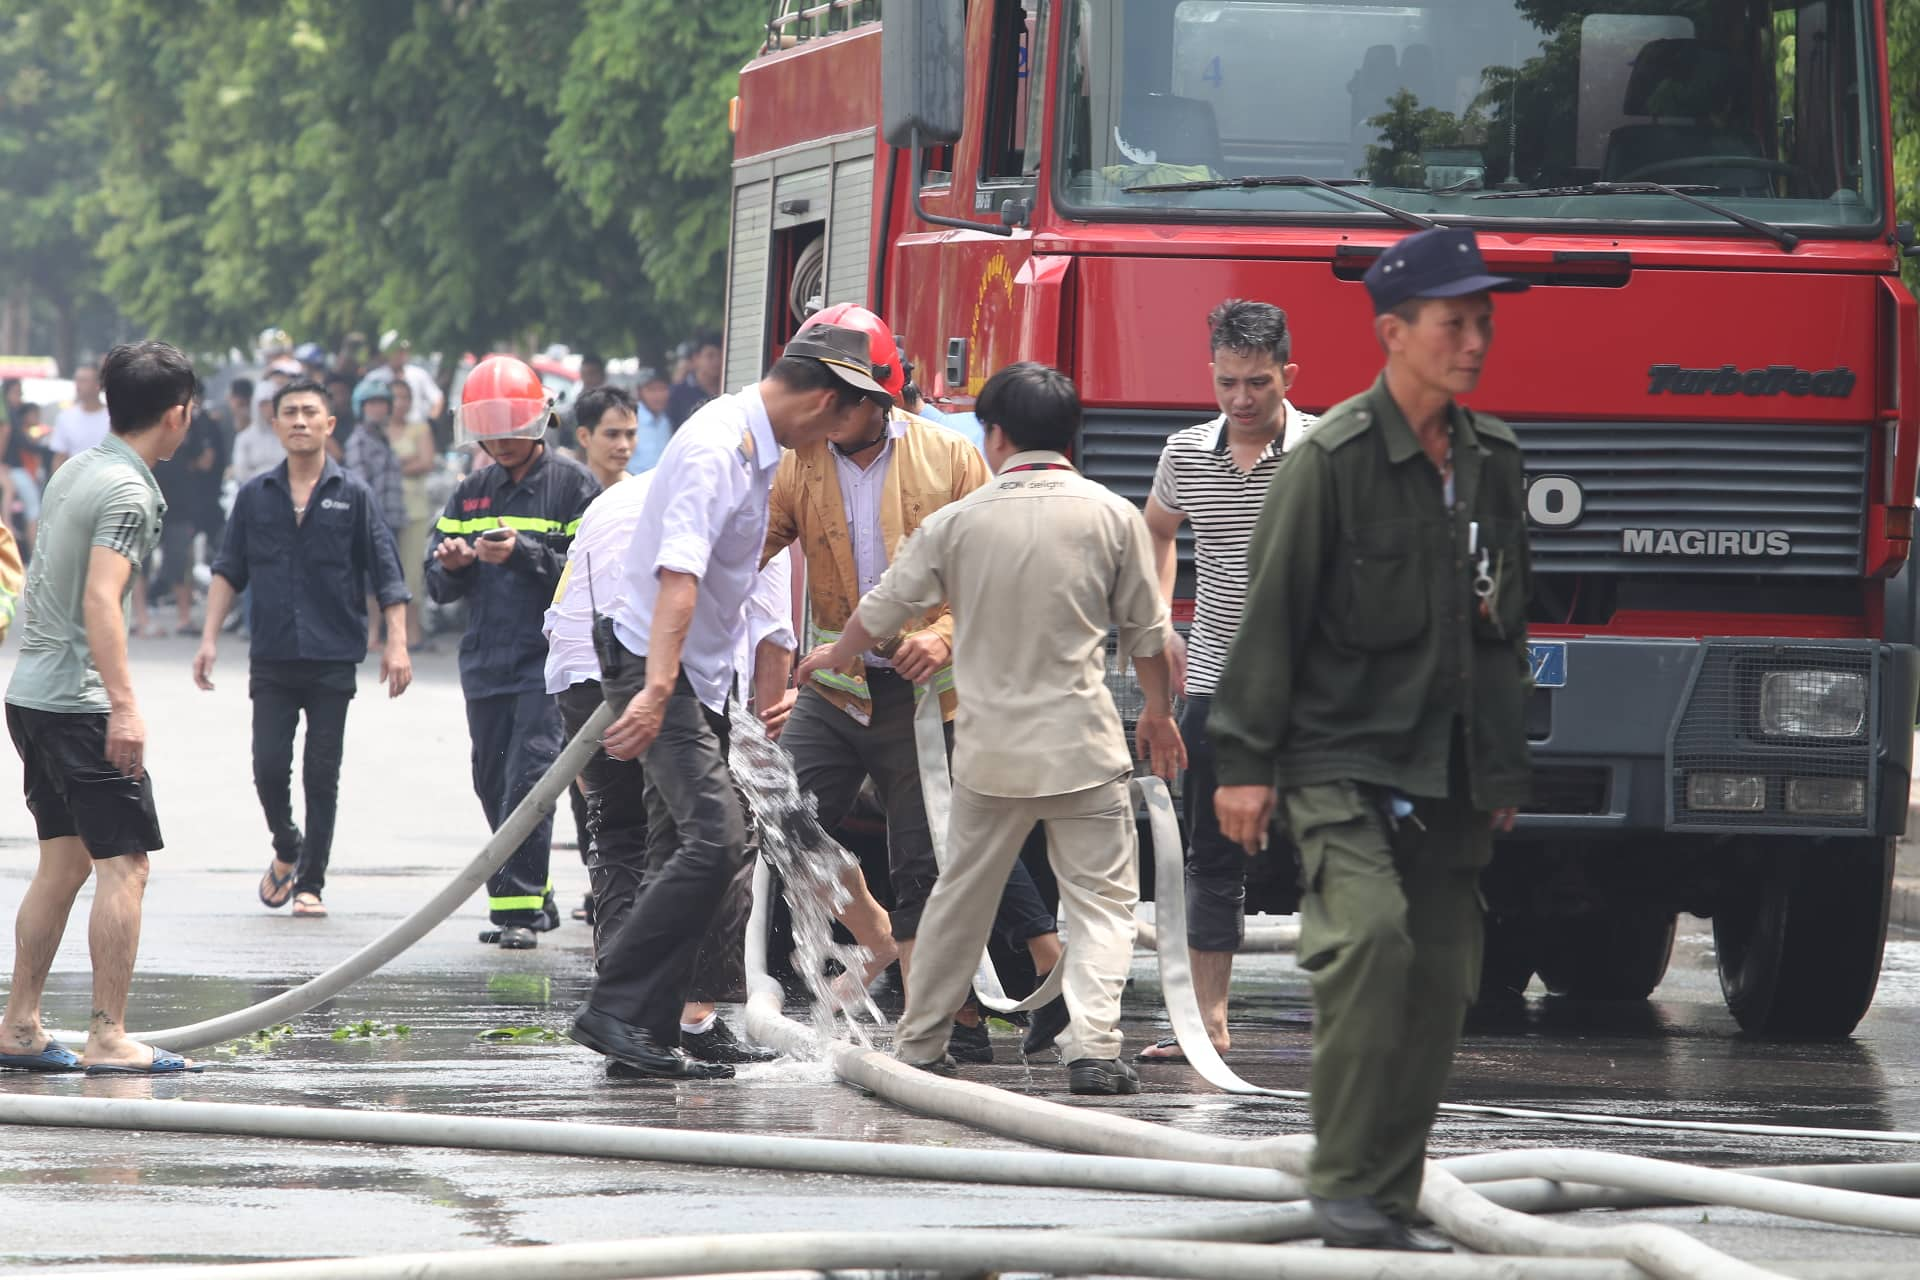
[
  {"left": 1669, "top": 641, "right": 1878, "bottom": 832},
  {"left": 1509, "top": 421, "right": 1869, "bottom": 577}
]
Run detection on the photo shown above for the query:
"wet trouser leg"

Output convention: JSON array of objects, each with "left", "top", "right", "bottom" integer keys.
[
  {"left": 586, "top": 657, "right": 746, "bottom": 1040},
  {"left": 785, "top": 678, "right": 1057, "bottom": 946},
  {"left": 468, "top": 690, "right": 562, "bottom": 928},
  {"left": 896, "top": 777, "right": 1135, "bottom": 1065},
  {"left": 1283, "top": 778, "right": 1487, "bottom": 1216},
  {"left": 293, "top": 687, "right": 351, "bottom": 898},
  {"left": 250, "top": 681, "right": 304, "bottom": 865}
]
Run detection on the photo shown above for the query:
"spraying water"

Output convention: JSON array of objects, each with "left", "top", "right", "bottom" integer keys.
[{"left": 727, "top": 702, "right": 881, "bottom": 1048}]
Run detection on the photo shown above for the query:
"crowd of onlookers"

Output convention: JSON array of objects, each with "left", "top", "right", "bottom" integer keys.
[{"left": 0, "top": 327, "right": 732, "bottom": 646}]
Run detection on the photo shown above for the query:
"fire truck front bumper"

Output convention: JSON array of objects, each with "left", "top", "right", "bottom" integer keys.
[{"left": 1519, "top": 637, "right": 1920, "bottom": 839}]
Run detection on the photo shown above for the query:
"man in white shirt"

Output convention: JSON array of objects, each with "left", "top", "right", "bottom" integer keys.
[
  {"left": 49, "top": 366, "right": 111, "bottom": 471},
  {"left": 545, "top": 469, "right": 794, "bottom": 1072},
  {"left": 566, "top": 323, "right": 891, "bottom": 1080},
  {"left": 368, "top": 337, "right": 445, "bottom": 425}
]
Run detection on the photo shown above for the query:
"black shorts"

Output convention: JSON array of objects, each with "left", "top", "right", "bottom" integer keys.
[{"left": 5, "top": 703, "right": 164, "bottom": 859}]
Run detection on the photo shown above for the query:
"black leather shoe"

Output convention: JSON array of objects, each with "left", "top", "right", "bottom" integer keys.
[
  {"left": 682, "top": 1016, "right": 777, "bottom": 1064},
  {"left": 1067, "top": 1057, "right": 1140, "bottom": 1095},
  {"left": 1020, "top": 993, "right": 1070, "bottom": 1058},
  {"left": 1310, "top": 1195, "right": 1452, "bottom": 1252},
  {"left": 948, "top": 1019, "right": 993, "bottom": 1064},
  {"left": 570, "top": 1006, "right": 735, "bottom": 1080},
  {"left": 497, "top": 925, "right": 538, "bottom": 950},
  {"left": 901, "top": 1053, "right": 959, "bottom": 1076}
]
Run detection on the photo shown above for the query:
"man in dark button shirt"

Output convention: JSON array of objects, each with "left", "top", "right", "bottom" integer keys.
[
  {"left": 193, "top": 378, "right": 413, "bottom": 920},
  {"left": 427, "top": 355, "right": 598, "bottom": 950}
]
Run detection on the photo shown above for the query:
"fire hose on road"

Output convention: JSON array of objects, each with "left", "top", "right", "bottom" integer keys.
[{"left": 6, "top": 706, "right": 1920, "bottom": 1278}]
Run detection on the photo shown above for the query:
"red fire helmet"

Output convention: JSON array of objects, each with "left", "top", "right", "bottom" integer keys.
[
  {"left": 457, "top": 355, "right": 550, "bottom": 444},
  {"left": 799, "top": 304, "right": 903, "bottom": 402}
]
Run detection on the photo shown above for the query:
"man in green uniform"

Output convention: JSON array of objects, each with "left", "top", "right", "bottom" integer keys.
[{"left": 1210, "top": 226, "right": 1534, "bottom": 1252}]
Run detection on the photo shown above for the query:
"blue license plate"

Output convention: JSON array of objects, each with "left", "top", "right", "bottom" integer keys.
[{"left": 1528, "top": 641, "right": 1568, "bottom": 689}]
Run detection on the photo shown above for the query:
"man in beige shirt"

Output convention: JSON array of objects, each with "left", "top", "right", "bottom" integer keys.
[{"left": 797, "top": 362, "right": 1184, "bottom": 1095}]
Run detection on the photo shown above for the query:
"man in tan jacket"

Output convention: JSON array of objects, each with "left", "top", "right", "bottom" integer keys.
[{"left": 765, "top": 307, "right": 1065, "bottom": 1063}]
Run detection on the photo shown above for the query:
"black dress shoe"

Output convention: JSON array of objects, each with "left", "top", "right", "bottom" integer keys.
[
  {"left": 1020, "top": 993, "right": 1070, "bottom": 1058},
  {"left": 570, "top": 1006, "right": 735, "bottom": 1080},
  {"left": 1309, "top": 1195, "right": 1452, "bottom": 1252},
  {"left": 900, "top": 1053, "right": 959, "bottom": 1076},
  {"left": 497, "top": 925, "right": 537, "bottom": 950},
  {"left": 948, "top": 1019, "right": 993, "bottom": 1064},
  {"left": 682, "top": 1016, "right": 777, "bottom": 1065},
  {"left": 1067, "top": 1057, "right": 1140, "bottom": 1095}
]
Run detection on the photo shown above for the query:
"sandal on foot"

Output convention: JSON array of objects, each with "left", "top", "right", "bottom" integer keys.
[
  {"left": 85, "top": 1049, "right": 205, "bottom": 1076},
  {"left": 291, "top": 892, "right": 328, "bottom": 918},
  {"left": 258, "top": 861, "right": 296, "bottom": 909},
  {"left": 1134, "top": 1036, "right": 1192, "bottom": 1064},
  {"left": 0, "top": 1043, "right": 82, "bottom": 1072}
]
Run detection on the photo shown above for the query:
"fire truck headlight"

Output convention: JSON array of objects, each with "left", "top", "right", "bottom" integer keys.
[
  {"left": 1784, "top": 776, "right": 1867, "bottom": 817},
  {"left": 1759, "top": 670, "right": 1866, "bottom": 739}
]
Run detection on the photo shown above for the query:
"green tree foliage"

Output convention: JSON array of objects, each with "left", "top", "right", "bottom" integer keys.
[
  {"left": 1363, "top": 91, "right": 1487, "bottom": 187},
  {"left": 1892, "top": 0, "right": 1920, "bottom": 292},
  {"left": 0, "top": 3, "right": 111, "bottom": 369},
  {"left": 66, "top": 0, "right": 764, "bottom": 360}
]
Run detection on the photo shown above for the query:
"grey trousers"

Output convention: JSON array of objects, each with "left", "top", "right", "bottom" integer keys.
[{"left": 894, "top": 776, "right": 1138, "bottom": 1064}]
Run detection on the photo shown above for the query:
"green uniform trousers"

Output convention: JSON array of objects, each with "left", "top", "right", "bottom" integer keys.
[{"left": 1283, "top": 779, "right": 1489, "bottom": 1215}]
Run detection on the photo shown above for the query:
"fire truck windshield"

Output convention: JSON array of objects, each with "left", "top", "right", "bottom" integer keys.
[{"left": 1056, "top": 0, "right": 1882, "bottom": 234}]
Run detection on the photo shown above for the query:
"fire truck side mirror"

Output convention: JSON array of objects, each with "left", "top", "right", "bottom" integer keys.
[{"left": 882, "top": 0, "right": 965, "bottom": 147}]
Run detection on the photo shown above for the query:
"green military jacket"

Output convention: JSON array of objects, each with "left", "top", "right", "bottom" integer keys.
[{"left": 1210, "top": 375, "right": 1533, "bottom": 809}]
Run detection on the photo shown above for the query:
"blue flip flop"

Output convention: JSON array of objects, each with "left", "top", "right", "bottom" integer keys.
[
  {"left": 0, "top": 1043, "right": 82, "bottom": 1073},
  {"left": 84, "top": 1050, "right": 204, "bottom": 1076}
]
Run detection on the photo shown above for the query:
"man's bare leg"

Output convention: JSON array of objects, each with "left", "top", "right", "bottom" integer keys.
[
  {"left": 79, "top": 853, "right": 180, "bottom": 1069},
  {"left": 681, "top": 1001, "right": 715, "bottom": 1025},
  {"left": 1026, "top": 930, "right": 1062, "bottom": 980},
  {"left": 834, "top": 863, "right": 898, "bottom": 982},
  {"left": 0, "top": 837, "right": 93, "bottom": 1055},
  {"left": 1139, "top": 948, "right": 1234, "bottom": 1057}
]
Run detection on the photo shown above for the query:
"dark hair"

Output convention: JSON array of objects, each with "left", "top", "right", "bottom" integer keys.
[
  {"left": 1207, "top": 299, "right": 1291, "bottom": 364},
  {"left": 325, "top": 370, "right": 353, "bottom": 390},
  {"left": 229, "top": 376, "right": 254, "bottom": 401},
  {"left": 975, "top": 362, "right": 1080, "bottom": 455},
  {"left": 1, "top": 378, "right": 18, "bottom": 397},
  {"left": 695, "top": 332, "right": 723, "bottom": 354},
  {"left": 272, "top": 376, "right": 331, "bottom": 417},
  {"left": 101, "top": 341, "right": 198, "bottom": 435},
  {"left": 580, "top": 353, "right": 606, "bottom": 370},
  {"left": 575, "top": 384, "right": 636, "bottom": 433},
  {"left": 769, "top": 356, "right": 880, "bottom": 414}
]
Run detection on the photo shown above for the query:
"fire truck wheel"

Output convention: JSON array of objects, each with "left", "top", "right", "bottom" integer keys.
[
  {"left": 1476, "top": 911, "right": 1537, "bottom": 1004},
  {"left": 1713, "top": 837, "right": 1893, "bottom": 1039},
  {"left": 1533, "top": 905, "right": 1677, "bottom": 1001}
]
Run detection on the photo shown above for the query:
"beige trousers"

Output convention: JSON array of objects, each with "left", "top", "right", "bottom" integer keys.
[{"left": 893, "top": 775, "right": 1139, "bottom": 1064}]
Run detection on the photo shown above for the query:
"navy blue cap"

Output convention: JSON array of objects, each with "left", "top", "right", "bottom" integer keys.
[{"left": 1363, "top": 227, "right": 1528, "bottom": 314}]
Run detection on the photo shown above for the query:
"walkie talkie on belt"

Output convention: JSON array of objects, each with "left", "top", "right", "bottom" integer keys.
[{"left": 583, "top": 551, "right": 624, "bottom": 683}]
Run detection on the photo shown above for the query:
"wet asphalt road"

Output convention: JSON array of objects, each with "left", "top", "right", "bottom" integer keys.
[{"left": 2, "top": 640, "right": 1920, "bottom": 1276}]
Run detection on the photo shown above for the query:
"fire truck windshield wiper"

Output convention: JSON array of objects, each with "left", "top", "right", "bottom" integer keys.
[
  {"left": 1122, "top": 174, "right": 1438, "bottom": 231},
  {"left": 1472, "top": 181, "right": 1799, "bottom": 251}
]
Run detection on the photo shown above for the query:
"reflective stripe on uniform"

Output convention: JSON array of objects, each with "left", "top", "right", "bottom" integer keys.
[
  {"left": 489, "top": 894, "right": 547, "bottom": 912},
  {"left": 436, "top": 515, "right": 583, "bottom": 537}
]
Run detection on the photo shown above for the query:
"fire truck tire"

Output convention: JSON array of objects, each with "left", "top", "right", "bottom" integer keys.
[
  {"left": 1533, "top": 906, "right": 1677, "bottom": 1001},
  {"left": 1476, "top": 911, "right": 1536, "bottom": 1004},
  {"left": 1714, "top": 837, "right": 1894, "bottom": 1038}
]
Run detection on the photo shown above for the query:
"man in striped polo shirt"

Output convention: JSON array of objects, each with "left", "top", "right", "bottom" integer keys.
[{"left": 1138, "top": 299, "right": 1313, "bottom": 1064}]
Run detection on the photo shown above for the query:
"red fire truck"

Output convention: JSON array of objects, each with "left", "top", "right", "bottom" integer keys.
[{"left": 728, "top": 0, "right": 1919, "bottom": 1037}]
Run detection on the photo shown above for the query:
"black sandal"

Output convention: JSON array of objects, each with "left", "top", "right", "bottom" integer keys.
[{"left": 258, "top": 861, "right": 296, "bottom": 909}]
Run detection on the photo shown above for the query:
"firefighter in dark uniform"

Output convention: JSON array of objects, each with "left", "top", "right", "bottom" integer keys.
[
  {"left": 1210, "top": 227, "right": 1534, "bottom": 1252},
  {"left": 428, "top": 355, "right": 600, "bottom": 950}
]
